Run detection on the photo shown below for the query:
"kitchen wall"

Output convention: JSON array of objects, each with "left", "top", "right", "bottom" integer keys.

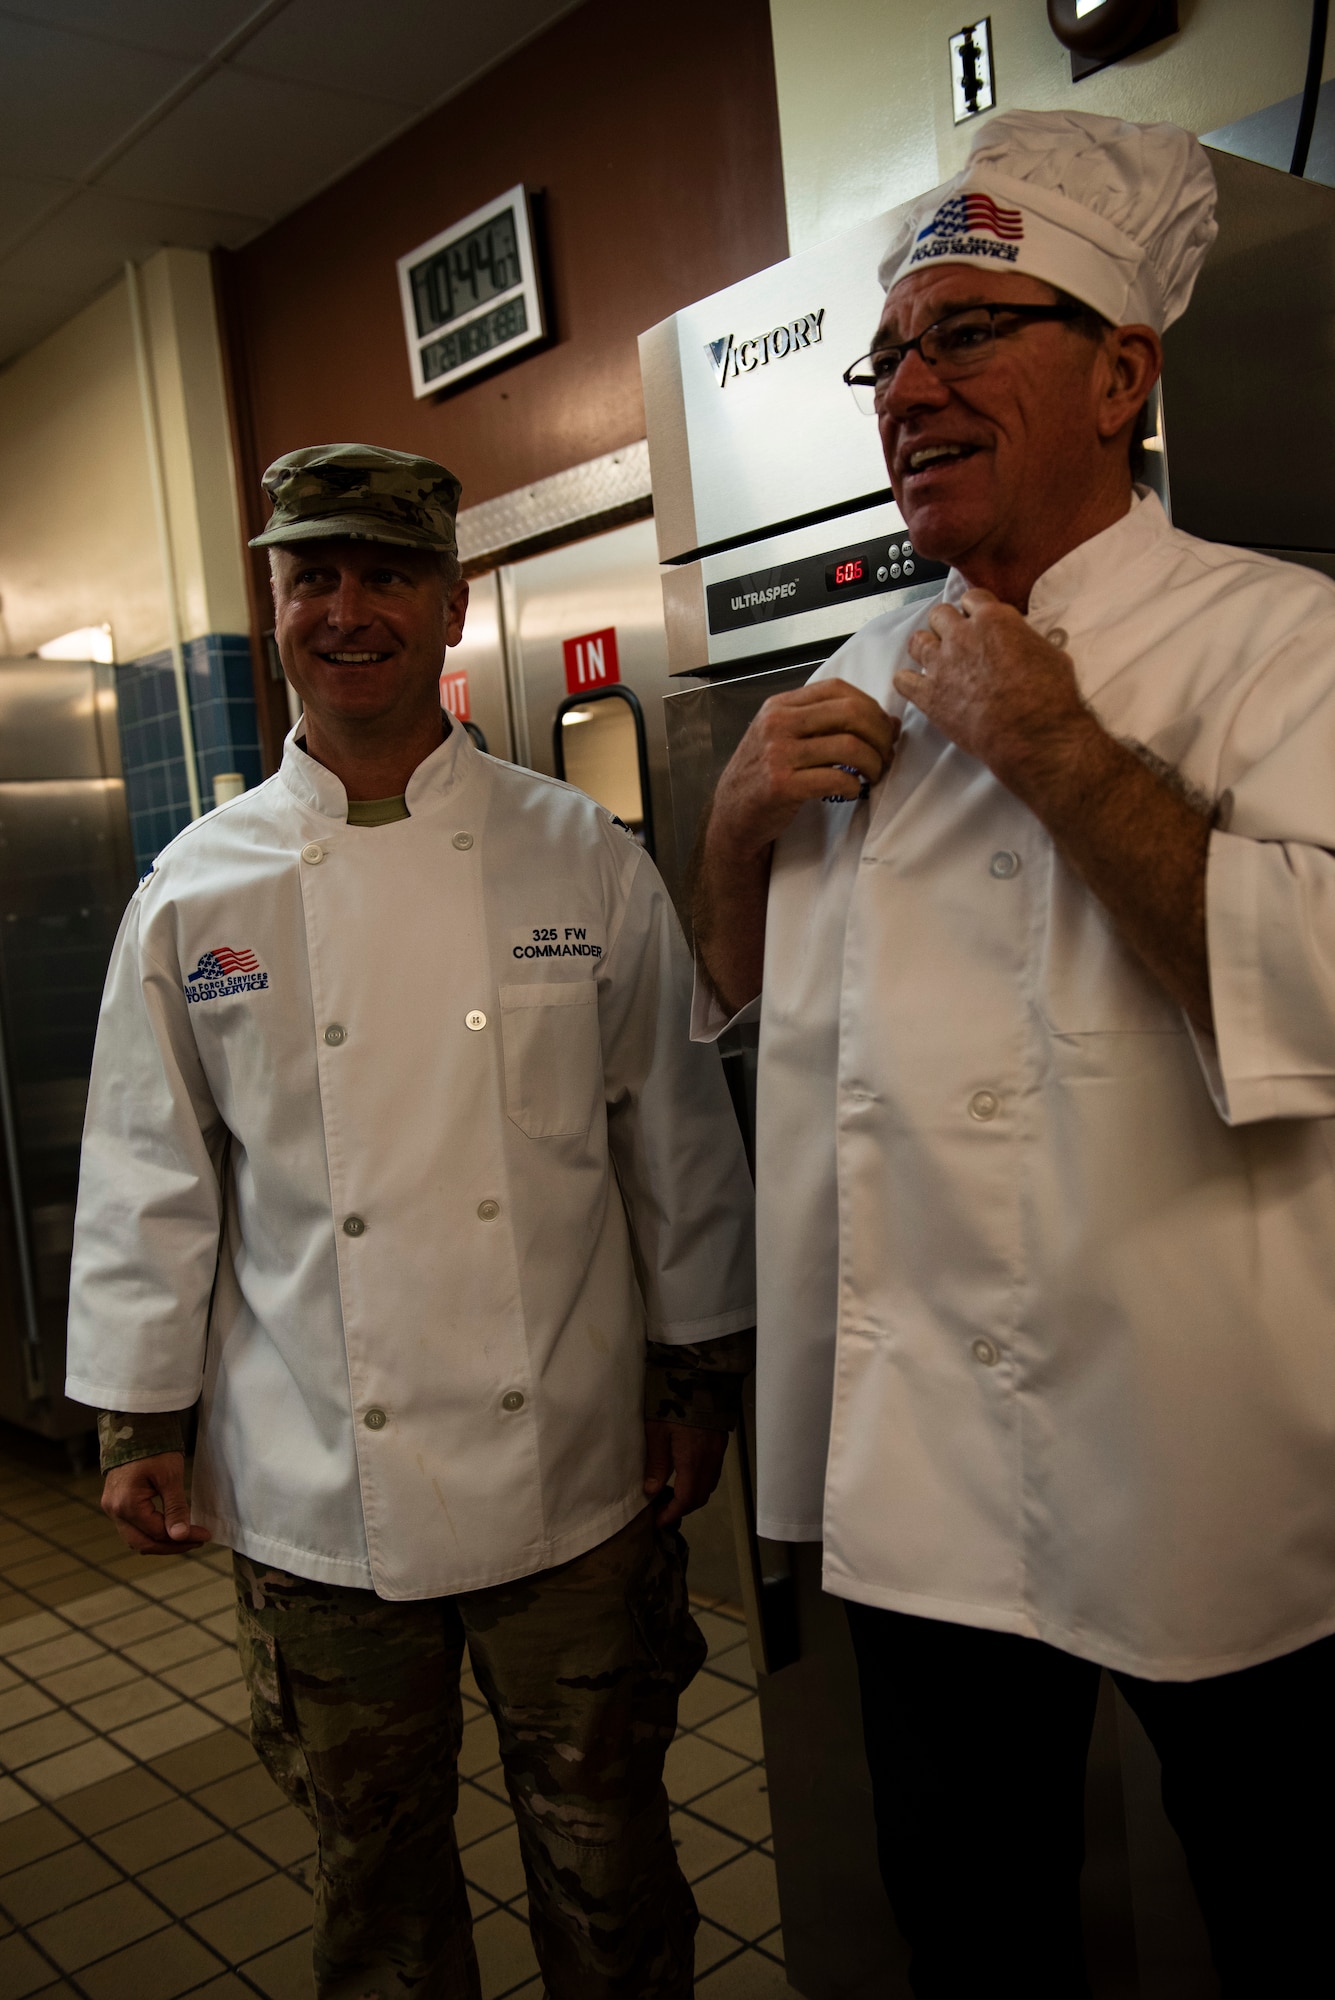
[{"left": 769, "top": 0, "right": 1335, "bottom": 252}]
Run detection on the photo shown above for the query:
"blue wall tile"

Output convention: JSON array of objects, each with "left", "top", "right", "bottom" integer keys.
[{"left": 115, "top": 635, "right": 262, "bottom": 875}]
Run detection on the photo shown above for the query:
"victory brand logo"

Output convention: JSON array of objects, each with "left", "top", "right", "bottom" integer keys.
[
  {"left": 909, "top": 192, "right": 1025, "bottom": 270},
  {"left": 706, "top": 308, "right": 825, "bottom": 388},
  {"left": 184, "top": 945, "right": 270, "bottom": 1004}
]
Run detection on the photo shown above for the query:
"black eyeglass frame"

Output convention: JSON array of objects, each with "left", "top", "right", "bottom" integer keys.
[{"left": 842, "top": 303, "right": 1088, "bottom": 401}]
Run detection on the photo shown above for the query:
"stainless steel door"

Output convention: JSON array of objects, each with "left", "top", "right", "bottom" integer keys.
[
  {"left": 450, "top": 571, "right": 514, "bottom": 761},
  {"left": 0, "top": 661, "right": 136, "bottom": 1442},
  {"left": 498, "top": 519, "right": 684, "bottom": 901}
]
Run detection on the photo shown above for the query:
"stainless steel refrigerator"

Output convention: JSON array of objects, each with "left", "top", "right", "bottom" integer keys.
[{"left": 0, "top": 659, "right": 136, "bottom": 1452}]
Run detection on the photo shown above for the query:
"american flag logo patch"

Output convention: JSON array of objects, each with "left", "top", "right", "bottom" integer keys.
[
  {"left": 185, "top": 945, "right": 269, "bottom": 1003},
  {"left": 909, "top": 191, "right": 1025, "bottom": 270},
  {"left": 919, "top": 192, "right": 1024, "bottom": 241}
]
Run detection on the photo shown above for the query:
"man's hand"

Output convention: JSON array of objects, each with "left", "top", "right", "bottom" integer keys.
[
  {"left": 102, "top": 1453, "right": 212, "bottom": 1555},
  {"left": 695, "top": 680, "right": 900, "bottom": 1016},
  {"left": 896, "top": 588, "right": 1215, "bottom": 1031},
  {"left": 895, "top": 589, "right": 1086, "bottom": 787},
  {"left": 642, "top": 1422, "right": 729, "bottom": 1529},
  {"left": 712, "top": 679, "right": 901, "bottom": 853}
]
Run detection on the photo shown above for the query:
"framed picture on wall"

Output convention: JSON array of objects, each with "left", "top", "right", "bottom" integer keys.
[{"left": 396, "top": 184, "right": 547, "bottom": 399}]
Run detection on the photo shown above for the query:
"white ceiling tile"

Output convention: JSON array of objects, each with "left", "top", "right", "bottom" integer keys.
[
  {"left": 235, "top": 0, "right": 579, "bottom": 110},
  {"left": 0, "top": 0, "right": 271, "bottom": 61},
  {"left": 100, "top": 62, "right": 411, "bottom": 218},
  {"left": 0, "top": 184, "right": 265, "bottom": 294},
  {"left": 0, "top": 172, "right": 70, "bottom": 243},
  {"left": 0, "top": 13, "right": 190, "bottom": 179}
]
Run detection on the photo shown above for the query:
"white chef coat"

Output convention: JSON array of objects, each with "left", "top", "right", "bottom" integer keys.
[
  {"left": 713, "top": 490, "right": 1335, "bottom": 1680},
  {"left": 68, "top": 722, "right": 755, "bottom": 1598}
]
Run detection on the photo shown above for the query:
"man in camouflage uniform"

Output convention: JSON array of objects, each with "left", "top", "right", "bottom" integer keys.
[{"left": 70, "top": 445, "right": 757, "bottom": 1999}]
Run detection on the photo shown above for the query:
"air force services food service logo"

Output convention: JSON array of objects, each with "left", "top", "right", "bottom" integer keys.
[
  {"left": 184, "top": 946, "right": 270, "bottom": 1004},
  {"left": 909, "top": 191, "right": 1024, "bottom": 269}
]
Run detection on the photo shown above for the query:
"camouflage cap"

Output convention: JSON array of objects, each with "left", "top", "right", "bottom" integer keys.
[{"left": 249, "top": 443, "right": 462, "bottom": 555}]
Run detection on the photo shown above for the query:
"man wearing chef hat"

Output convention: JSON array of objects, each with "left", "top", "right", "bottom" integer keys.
[
  {"left": 66, "top": 445, "right": 756, "bottom": 2000},
  {"left": 695, "top": 111, "right": 1335, "bottom": 1991}
]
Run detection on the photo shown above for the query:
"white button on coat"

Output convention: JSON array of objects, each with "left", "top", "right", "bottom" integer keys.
[
  {"left": 67, "top": 724, "right": 756, "bottom": 1600},
  {"left": 699, "top": 490, "right": 1335, "bottom": 1680}
]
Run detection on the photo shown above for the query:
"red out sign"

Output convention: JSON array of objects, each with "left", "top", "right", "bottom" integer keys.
[
  {"left": 440, "top": 667, "right": 470, "bottom": 720},
  {"left": 562, "top": 627, "right": 620, "bottom": 694}
]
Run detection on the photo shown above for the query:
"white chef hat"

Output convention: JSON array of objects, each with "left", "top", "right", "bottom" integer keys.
[{"left": 877, "top": 110, "right": 1218, "bottom": 333}]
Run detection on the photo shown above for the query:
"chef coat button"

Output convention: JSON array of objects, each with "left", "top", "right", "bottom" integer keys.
[
  {"left": 477, "top": 1199, "right": 500, "bottom": 1221},
  {"left": 364, "top": 1406, "right": 387, "bottom": 1429},
  {"left": 452, "top": 831, "right": 474, "bottom": 850},
  {"left": 989, "top": 851, "right": 1020, "bottom": 879},
  {"left": 301, "top": 842, "right": 325, "bottom": 864},
  {"left": 324, "top": 1023, "right": 347, "bottom": 1046},
  {"left": 501, "top": 1390, "right": 525, "bottom": 1413},
  {"left": 969, "top": 1091, "right": 1000, "bottom": 1122},
  {"left": 342, "top": 1214, "right": 366, "bottom": 1237},
  {"left": 971, "top": 1338, "right": 999, "bottom": 1367},
  {"left": 1046, "top": 626, "right": 1069, "bottom": 650},
  {"left": 465, "top": 1010, "right": 487, "bottom": 1031}
]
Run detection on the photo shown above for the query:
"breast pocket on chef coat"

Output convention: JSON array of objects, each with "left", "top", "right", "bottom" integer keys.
[
  {"left": 499, "top": 982, "right": 603, "bottom": 1137},
  {"left": 1038, "top": 866, "right": 1186, "bottom": 1036}
]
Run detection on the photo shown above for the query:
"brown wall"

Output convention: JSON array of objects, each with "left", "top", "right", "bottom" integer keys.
[{"left": 224, "top": 0, "right": 787, "bottom": 530}]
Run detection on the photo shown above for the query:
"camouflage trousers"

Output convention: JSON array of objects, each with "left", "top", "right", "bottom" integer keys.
[{"left": 233, "top": 1507, "right": 706, "bottom": 2000}]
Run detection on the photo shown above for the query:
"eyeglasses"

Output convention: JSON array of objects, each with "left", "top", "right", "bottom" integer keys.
[{"left": 842, "top": 303, "right": 1086, "bottom": 414}]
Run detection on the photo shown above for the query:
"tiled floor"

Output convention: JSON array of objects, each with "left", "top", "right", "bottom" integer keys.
[{"left": 0, "top": 1430, "right": 797, "bottom": 1997}]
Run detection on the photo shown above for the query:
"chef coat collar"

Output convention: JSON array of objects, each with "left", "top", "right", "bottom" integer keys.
[
  {"left": 938, "top": 488, "right": 1171, "bottom": 701},
  {"left": 278, "top": 711, "right": 478, "bottom": 821}
]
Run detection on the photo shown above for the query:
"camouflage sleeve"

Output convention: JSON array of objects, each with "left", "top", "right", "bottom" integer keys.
[
  {"left": 97, "top": 1409, "right": 188, "bottom": 1474},
  {"left": 643, "top": 1328, "right": 755, "bottom": 1432}
]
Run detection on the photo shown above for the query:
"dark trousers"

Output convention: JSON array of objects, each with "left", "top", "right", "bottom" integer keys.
[{"left": 845, "top": 1603, "right": 1335, "bottom": 1999}]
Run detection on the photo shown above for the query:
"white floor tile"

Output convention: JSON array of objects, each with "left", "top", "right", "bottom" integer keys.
[
  {"left": 0, "top": 1776, "right": 36, "bottom": 1822},
  {"left": 60, "top": 1587, "right": 141, "bottom": 1629},
  {"left": 110, "top": 1702, "right": 222, "bottom": 1759},
  {"left": 24, "top": 1736, "right": 132, "bottom": 1798},
  {"left": 74, "top": 1678, "right": 176, "bottom": 1731},
  {"left": 0, "top": 1612, "right": 68, "bottom": 1656},
  {"left": 7, "top": 1631, "right": 101, "bottom": 1679}
]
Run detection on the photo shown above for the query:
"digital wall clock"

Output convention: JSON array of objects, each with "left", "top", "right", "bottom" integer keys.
[{"left": 397, "top": 185, "right": 546, "bottom": 399}]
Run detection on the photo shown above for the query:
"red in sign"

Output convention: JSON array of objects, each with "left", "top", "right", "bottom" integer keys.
[
  {"left": 562, "top": 627, "right": 620, "bottom": 695},
  {"left": 440, "top": 666, "right": 471, "bottom": 720}
]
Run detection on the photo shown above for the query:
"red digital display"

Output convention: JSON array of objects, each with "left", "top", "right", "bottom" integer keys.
[{"left": 832, "top": 559, "right": 864, "bottom": 587}]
